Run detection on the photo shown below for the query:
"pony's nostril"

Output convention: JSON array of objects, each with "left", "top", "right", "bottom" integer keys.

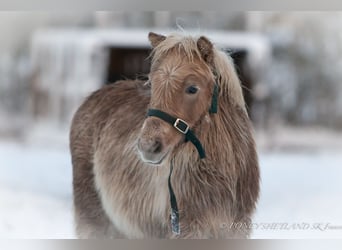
[
  {"left": 152, "top": 139, "right": 162, "bottom": 154},
  {"left": 139, "top": 138, "right": 163, "bottom": 154}
]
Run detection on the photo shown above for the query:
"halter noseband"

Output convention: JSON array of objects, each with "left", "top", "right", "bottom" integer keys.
[{"left": 147, "top": 109, "right": 206, "bottom": 159}]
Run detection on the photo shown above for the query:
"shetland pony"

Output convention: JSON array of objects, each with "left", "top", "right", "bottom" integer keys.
[{"left": 70, "top": 32, "right": 260, "bottom": 238}]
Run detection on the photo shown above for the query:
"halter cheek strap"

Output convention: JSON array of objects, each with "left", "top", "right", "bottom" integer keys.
[{"left": 209, "top": 84, "right": 219, "bottom": 114}]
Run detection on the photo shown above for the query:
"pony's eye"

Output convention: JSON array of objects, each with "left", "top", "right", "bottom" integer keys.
[{"left": 185, "top": 85, "right": 198, "bottom": 94}]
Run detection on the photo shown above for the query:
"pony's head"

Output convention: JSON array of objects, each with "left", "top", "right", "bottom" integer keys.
[{"left": 137, "top": 32, "right": 245, "bottom": 165}]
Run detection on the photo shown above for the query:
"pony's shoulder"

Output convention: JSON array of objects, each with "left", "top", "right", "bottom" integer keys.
[{"left": 85, "top": 79, "right": 149, "bottom": 102}]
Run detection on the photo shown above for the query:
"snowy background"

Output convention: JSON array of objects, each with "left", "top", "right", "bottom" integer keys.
[
  {"left": 1, "top": 135, "right": 342, "bottom": 239},
  {"left": 1, "top": 12, "right": 342, "bottom": 239}
]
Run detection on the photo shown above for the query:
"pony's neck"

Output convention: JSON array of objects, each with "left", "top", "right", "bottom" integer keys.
[
  {"left": 172, "top": 94, "right": 247, "bottom": 169},
  {"left": 203, "top": 99, "right": 243, "bottom": 159}
]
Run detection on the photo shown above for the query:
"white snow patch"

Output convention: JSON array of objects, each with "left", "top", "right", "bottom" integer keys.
[{"left": 0, "top": 139, "right": 341, "bottom": 238}]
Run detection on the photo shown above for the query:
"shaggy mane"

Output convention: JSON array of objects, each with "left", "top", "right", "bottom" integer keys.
[{"left": 150, "top": 33, "right": 246, "bottom": 111}]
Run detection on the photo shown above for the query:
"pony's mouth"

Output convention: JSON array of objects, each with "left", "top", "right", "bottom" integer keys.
[{"left": 138, "top": 150, "right": 169, "bottom": 166}]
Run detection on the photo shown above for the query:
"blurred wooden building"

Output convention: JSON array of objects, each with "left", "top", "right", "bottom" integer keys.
[{"left": 29, "top": 29, "right": 270, "bottom": 128}]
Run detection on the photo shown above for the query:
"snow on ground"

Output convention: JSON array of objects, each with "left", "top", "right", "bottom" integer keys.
[
  {"left": 0, "top": 137, "right": 342, "bottom": 239},
  {"left": 252, "top": 151, "right": 342, "bottom": 238},
  {"left": 0, "top": 140, "right": 75, "bottom": 239}
]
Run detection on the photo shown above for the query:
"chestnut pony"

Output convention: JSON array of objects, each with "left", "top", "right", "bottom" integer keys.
[{"left": 70, "top": 32, "right": 260, "bottom": 238}]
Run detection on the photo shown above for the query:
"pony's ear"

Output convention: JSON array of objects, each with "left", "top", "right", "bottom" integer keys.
[
  {"left": 148, "top": 32, "right": 166, "bottom": 48},
  {"left": 197, "top": 36, "right": 214, "bottom": 66}
]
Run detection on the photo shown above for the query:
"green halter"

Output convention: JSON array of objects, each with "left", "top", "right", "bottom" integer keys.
[
  {"left": 147, "top": 83, "right": 218, "bottom": 159},
  {"left": 146, "top": 82, "right": 219, "bottom": 235}
]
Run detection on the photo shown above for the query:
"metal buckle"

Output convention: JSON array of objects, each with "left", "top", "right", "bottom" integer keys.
[{"left": 173, "top": 118, "right": 189, "bottom": 134}]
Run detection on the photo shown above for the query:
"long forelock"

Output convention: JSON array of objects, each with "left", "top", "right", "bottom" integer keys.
[{"left": 150, "top": 33, "right": 202, "bottom": 65}]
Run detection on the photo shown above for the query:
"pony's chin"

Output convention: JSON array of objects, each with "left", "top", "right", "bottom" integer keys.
[{"left": 139, "top": 151, "right": 169, "bottom": 166}]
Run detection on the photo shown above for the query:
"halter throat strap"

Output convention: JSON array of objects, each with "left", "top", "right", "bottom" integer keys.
[{"left": 147, "top": 109, "right": 206, "bottom": 159}]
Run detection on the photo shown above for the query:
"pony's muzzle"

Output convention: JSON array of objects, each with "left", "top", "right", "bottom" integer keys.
[
  {"left": 137, "top": 137, "right": 166, "bottom": 165},
  {"left": 138, "top": 137, "right": 162, "bottom": 154}
]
